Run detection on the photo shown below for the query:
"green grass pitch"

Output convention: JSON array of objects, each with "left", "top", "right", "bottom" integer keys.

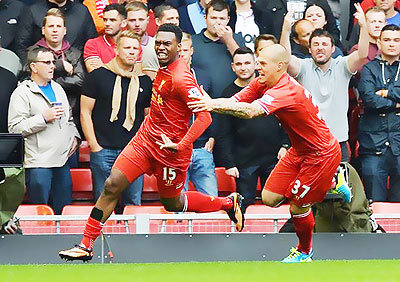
[{"left": 1, "top": 260, "right": 400, "bottom": 282}]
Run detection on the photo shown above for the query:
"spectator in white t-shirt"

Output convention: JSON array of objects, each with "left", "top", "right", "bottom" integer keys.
[{"left": 228, "top": 0, "right": 274, "bottom": 51}]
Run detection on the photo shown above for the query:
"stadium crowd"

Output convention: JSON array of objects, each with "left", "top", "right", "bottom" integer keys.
[{"left": 1, "top": 0, "right": 400, "bottom": 225}]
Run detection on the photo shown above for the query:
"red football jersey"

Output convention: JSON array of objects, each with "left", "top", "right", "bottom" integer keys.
[
  {"left": 136, "top": 58, "right": 203, "bottom": 169},
  {"left": 233, "top": 73, "right": 336, "bottom": 154}
]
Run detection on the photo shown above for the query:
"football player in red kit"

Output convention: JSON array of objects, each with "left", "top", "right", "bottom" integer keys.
[
  {"left": 188, "top": 44, "right": 352, "bottom": 263},
  {"left": 59, "top": 24, "right": 244, "bottom": 262}
]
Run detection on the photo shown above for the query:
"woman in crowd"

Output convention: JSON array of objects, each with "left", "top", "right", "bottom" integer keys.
[{"left": 304, "top": 3, "right": 344, "bottom": 51}]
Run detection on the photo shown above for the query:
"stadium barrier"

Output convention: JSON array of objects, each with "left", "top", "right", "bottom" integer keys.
[
  {"left": 16, "top": 213, "right": 292, "bottom": 235},
  {"left": 15, "top": 213, "right": 400, "bottom": 235}
]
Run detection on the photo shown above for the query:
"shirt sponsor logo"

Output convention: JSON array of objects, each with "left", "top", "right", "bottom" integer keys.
[
  {"left": 260, "top": 93, "right": 274, "bottom": 105},
  {"left": 188, "top": 87, "right": 202, "bottom": 98}
]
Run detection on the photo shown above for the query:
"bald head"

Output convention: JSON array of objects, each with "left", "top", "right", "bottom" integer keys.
[
  {"left": 259, "top": 44, "right": 290, "bottom": 66},
  {"left": 296, "top": 19, "right": 315, "bottom": 32},
  {"left": 294, "top": 19, "right": 315, "bottom": 48},
  {"left": 257, "top": 44, "right": 289, "bottom": 86}
]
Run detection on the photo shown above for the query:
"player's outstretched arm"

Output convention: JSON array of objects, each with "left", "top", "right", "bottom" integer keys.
[
  {"left": 211, "top": 101, "right": 264, "bottom": 119},
  {"left": 188, "top": 94, "right": 264, "bottom": 119}
]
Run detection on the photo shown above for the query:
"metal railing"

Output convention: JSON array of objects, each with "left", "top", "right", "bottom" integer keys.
[
  {"left": 16, "top": 213, "right": 400, "bottom": 235},
  {"left": 17, "top": 213, "right": 292, "bottom": 234}
]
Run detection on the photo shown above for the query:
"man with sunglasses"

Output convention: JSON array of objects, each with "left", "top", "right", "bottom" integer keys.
[{"left": 8, "top": 46, "right": 80, "bottom": 215}]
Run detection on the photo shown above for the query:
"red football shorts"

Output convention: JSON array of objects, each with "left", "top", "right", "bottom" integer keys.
[
  {"left": 113, "top": 137, "right": 188, "bottom": 199},
  {"left": 263, "top": 142, "right": 341, "bottom": 207}
]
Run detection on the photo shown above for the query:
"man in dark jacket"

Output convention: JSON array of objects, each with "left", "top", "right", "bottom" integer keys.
[
  {"left": 15, "top": 0, "right": 97, "bottom": 62},
  {"left": 218, "top": 47, "right": 289, "bottom": 209},
  {"left": 0, "top": 0, "right": 25, "bottom": 52},
  {"left": 26, "top": 8, "right": 86, "bottom": 138},
  {"left": 358, "top": 24, "right": 400, "bottom": 202}
]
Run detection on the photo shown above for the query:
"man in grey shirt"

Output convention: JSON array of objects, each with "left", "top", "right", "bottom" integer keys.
[{"left": 281, "top": 4, "right": 369, "bottom": 161}]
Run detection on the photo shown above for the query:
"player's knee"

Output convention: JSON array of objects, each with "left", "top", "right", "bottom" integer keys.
[
  {"left": 262, "top": 197, "right": 276, "bottom": 207},
  {"left": 103, "top": 178, "right": 119, "bottom": 198},
  {"left": 261, "top": 190, "right": 273, "bottom": 206},
  {"left": 103, "top": 174, "right": 125, "bottom": 199},
  {"left": 261, "top": 189, "right": 282, "bottom": 207}
]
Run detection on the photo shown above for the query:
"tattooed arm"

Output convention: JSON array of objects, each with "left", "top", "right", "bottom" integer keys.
[
  {"left": 210, "top": 99, "right": 264, "bottom": 119},
  {"left": 187, "top": 94, "right": 265, "bottom": 119}
]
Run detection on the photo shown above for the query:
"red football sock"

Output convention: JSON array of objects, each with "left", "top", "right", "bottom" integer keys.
[
  {"left": 80, "top": 216, "right": 103, "bottom": 250},
  {"left": 184, "top": 191, "right": 233, "bottom": 212},
  {"left": 292, "top": 209, "right": 314, "bottom": 254}
]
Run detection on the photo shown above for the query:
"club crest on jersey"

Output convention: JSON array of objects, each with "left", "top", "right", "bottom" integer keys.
[
  {"left": 151, "top": 89, "right": 164, "bottom": 104},
  {"left": 188, "top": 87, "right": 202, "bottom": 98},
  {"left": 260, "top": 93, "right": 274, "bottom": 105}
]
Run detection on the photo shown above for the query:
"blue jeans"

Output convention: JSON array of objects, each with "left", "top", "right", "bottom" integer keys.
[
  {"left": 90, "top": 148, "right": 143, "bottom": 206},
  {"left": 67, "top": 150, "right": 79, "bottom": 168},
  {"left": 183, "top": 148, "right": 218, "bottom": 196},
  {"left": 361, "top": 149, "right": 400, "bottom": 202},
  {"left": 25, "top": 164, "right": 72, "bottom": 214}
]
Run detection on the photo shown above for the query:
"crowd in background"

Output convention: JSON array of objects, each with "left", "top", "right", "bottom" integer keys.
[{"left": 1, "top": 0, "right": 400, "bottom": 217}]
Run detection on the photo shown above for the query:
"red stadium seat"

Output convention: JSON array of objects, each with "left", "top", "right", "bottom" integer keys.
[
  {"left": 243, "top": 204, "right": 290, "bottom": 233},
  {"left": 215, "top": 167, "right": 236, "bottom": 196},
  {"left": 15, "top": 204, "right": 56, "bottom": 234},
  {"left": 191, "top": 211, "right": 232, "bottom": 233},
  {"left": 142, "top": 174, "right": 161, "bottom": 202},
  {"left": 71, "top": 168, "right": 93, "bottom": 201},
  {"left": 123, "top": 205, "right": 176, "bottom": 233},
  {"left": 78, "top": 141, "right": 91, "bottom": 163},
  {"left": 143, "top": 174, "right": 158, "bottom": 192},
  {"left": 60, "top": 205, "right": 125, "bottom": 234},
  {"left": 60, "top": 205, "right": 93, "bottom": 234},
  {"left": 370, "top": 202, "right": 400, "bottom": 233},
  {"left": 371, "top": 202, "right": 400, "bottom": 213}
]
